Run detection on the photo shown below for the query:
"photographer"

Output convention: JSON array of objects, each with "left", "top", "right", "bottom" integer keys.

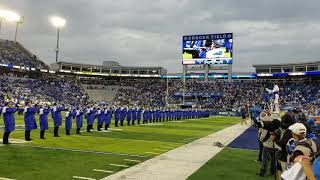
[
  {"left": 274, "top": 112, "right": 296, "bottom": 174},
  {"left": 257, "top": 112, "right": 296, "bottom": 177},
  {"left": 257, "top": 113, "right": 280, "bottom": 177}
]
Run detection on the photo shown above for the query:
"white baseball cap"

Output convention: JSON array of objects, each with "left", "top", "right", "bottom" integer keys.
[{"left": 289, "top": 123, "right": 306, "bottom": 135}]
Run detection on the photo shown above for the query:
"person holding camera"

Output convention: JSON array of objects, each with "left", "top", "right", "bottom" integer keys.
[{"left": 257, "top": 113, "right": 280, "bottom": 177}]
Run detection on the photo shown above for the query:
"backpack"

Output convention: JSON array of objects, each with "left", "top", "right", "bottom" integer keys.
[{"left": 295, "top": 139, "right": 318, "bottom": 162}]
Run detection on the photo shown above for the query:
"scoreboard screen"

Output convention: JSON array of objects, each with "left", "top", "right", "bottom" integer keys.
[{"left": 182, "top": 33, "right": 233, "bottom": 65}]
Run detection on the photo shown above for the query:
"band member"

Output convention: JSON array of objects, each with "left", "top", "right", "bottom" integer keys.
[
  {"left": 2, "top": 102, "right": 17, "bottom": 144},
  {"left": 39, "top": 104, "right": 51, "bottom": 139}
]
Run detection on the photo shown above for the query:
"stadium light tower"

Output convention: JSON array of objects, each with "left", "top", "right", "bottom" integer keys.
[
  {"left": 0, "top": 10, "right": 5, "bottom": 33},
  {"left": 50, "top": 16, "right": 66, "bottom": 63},
  {"left": 0, "top": 9, "right": 21, "bottom": 37},
  {"left": 166, "top": 71, "right": 169, "bottom": 107}
]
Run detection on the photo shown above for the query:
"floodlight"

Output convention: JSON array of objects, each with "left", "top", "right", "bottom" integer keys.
[
  {"left": 50, "top": 16, "right": 66, "bottom": 28},
  {"left": 0, "top": 10, "right": 21, "bottom": 22}
]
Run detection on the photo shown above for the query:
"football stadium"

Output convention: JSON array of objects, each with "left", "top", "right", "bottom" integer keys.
[{"left": 1, "top": 1, "right": 320, "bottom": 180}]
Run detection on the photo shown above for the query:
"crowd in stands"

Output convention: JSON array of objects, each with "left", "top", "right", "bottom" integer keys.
[
  {"left": 0, "top": 75, "right": 92, "bottom": 106},
  {"left": 114, "top": 80, "right": 167, "bottom": 107},
  {"left": 0, "top": 39, "right": 48, "bottom": 69},
  {"left": 111, "top": 80, "right": 320, "bottom": 112}
]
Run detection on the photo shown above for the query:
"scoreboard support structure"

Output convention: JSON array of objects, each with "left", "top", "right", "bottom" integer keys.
[
  {"left": 182, "top": 64, "right": 233, "bottom": 82},
  {"left": 181, "top": 63, "right": 232, "bottom": 104}
]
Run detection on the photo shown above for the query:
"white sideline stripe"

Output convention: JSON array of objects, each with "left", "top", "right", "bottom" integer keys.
[
  {"left": 102, "top": 120, "right": 251, "bottom": 180},
  {"left": 93, "top": 169, "right": 114, "bottom": 173},
  {"left": 109, "top": 164, "right": 129, "bottom": 168},
  {"left": 124, "top": 159, "right": 141, "bottom": 163},
  {"left": 72, "top": 176, "right": 96, "bottom": 180},
  {"left": 145, "top": 152, "right": 160, "bottom": 155},
  {"left": 0, "top": 178, "right": 16, "bottom": 180},
  {"left": 153, "top": 149, "right": 167, "bottom": 152}
]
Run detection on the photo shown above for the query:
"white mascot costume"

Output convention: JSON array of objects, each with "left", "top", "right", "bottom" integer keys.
[{"left": 266, "top": 85, "right": 280, "bottom": 114}]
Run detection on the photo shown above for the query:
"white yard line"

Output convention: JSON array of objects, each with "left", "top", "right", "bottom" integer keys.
[
  {"left": 72, "top": 176, "right": 96, "bottom": 180},
  {"left": 140, "top": 124, "right": 164, "bottom": 126},
  {"left": 108, "top": 128, "right": 123, "bottom": 131},
  {"left": 145, "top": 152, "right": 160, "bottom": 155},
  {"left": 153, "top": 149, "right": 167, "bottom": 152},
  {"left": 109, "top": 164, "right": 129, "bottom": 168},
  {"left": 0, "top": 178, "right": 16, "bottom": 180},
  {"left": 159, "top": 146, "right": 174, "bottom": 149},
  {"left": 168, "top": 121, "right": 187, "bottom": 123},
  {"left": 102, "top": 121, "right": 251, "bottom": 180},
  {"left": 11, "top": 144, "right": 148, "bottom": 158},
  {"left": 93, "top": 169, "right": 114, "bottom": 173},
  {"left": 123, "top": 159, "right": 141, "bottom": 163}
]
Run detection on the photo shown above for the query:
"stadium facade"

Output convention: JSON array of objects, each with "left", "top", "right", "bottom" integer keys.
[{"left": 50, "top": 61, "right": 166, "bottom": 78}]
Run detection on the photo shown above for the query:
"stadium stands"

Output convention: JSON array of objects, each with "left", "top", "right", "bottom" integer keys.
[
  {"left": 0, "top": 75, "right": 92, "bottom": 106},
  {"left": 0, "top": 39, "right": 49, "bottom": 69}
]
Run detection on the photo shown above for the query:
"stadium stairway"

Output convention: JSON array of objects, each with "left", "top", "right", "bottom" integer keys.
[{"left": 82, "top": 84, "right": 119, "bottom": 103}]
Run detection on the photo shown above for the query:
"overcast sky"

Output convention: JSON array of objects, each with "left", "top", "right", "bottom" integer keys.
[{"left": 1, "top": 0, "right": 320, "bottom": 72}]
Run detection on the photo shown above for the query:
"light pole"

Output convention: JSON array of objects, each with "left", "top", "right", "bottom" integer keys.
[
  {"left": 0, "top": 9, "right": 21, "bottom": 37},
  {"left": 14, "top": 17, "right": 23, "bottom": 43},
  {"left": 166, "top": 71, "right": 169, "bottom": 107},
  {"left": 0, "top": 10, "right": 6, "bottom": 33},
  {"left": 50, "top": 16, "right": 66, "bottom": 63},
  {"left": 0, "top": 18, "right": 2, "bottom": 33}
]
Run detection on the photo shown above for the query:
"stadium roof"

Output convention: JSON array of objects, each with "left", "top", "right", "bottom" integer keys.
[
  {"left": 253, "top": 60, "right": 320, "bottom": 67},
  {"left": 54, "top": 61, "right": 164, "bottom": 69}
]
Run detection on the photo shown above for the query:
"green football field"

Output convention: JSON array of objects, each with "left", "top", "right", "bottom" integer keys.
[
  {"left": 0, "top": 116, "right": 264, "bottom": 180},
  {"left": 0, "top": 115, "right": 242, "bottom": 180},
  {"left": 188, "top": 148, "right": 273, "bottom": 180}
]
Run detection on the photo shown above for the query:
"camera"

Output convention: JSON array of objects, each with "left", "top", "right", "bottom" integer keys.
[{"left": 257, "top": 112, "right": 296, "bottom": 132}]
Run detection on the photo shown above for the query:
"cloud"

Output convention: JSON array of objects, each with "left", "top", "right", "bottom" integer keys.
[{"left": 1, "top": 0, "right": 320, "bottom": 73}]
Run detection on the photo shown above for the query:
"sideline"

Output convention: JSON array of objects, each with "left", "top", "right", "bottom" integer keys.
[{"left": 102, "top": 121, "right": 251, "bottom": 180}]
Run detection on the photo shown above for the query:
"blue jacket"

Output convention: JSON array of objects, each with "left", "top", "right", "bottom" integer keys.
[
  {"left": 120, "top": 109, "right": 126, "bottom": 121},
  {"left": 86, "top": 108, "right": 96, "bottom": 125},
  {"left": 39, "top": 108, "right": 51, "bottom": 130},
  {"left": 97, "top": 109, "right": 104, "bottom": 125},
  {"left": 65, "top": 110, "right": 76, "bottom": 130},
  {"left": 250, "top": 106, "right": 262, "bottom": 120},
  {"left": 126, "top": 109, "right": 131, "bottom": 121},
  {"left": 131, "top": 109, "right": 137, "bottom": 121},
  {"left": 105, "top": 109, "right": 112, "bottom": 124},
  {"left": 114, "top": 108, "right": 120, "bottom": 121},
  {"left": 76, "top": 110, "right": 84, "bottom": 128},
  {"left": 143, "top": 110, "right": 148, "bottom": 121},
  {"left": 137, "top": 109, "right": 142, "bottom": 121},
  {"left": 52, "top": 106, "right": 64, "bottom": 127},
  {"left": 2, "top": 107, "right": 17, "bottom": 132},
  {"left": 24, "top": 107, "right": 38, "bottom": 131}
]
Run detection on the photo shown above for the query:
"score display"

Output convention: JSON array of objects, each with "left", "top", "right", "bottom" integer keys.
[{"left": 182, "top": 33, "right": 233, "bottom": 65}]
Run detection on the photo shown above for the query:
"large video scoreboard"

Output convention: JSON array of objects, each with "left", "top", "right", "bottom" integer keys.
[{"left": 182, "top": 33, "right": 233, "bottom": 65}]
